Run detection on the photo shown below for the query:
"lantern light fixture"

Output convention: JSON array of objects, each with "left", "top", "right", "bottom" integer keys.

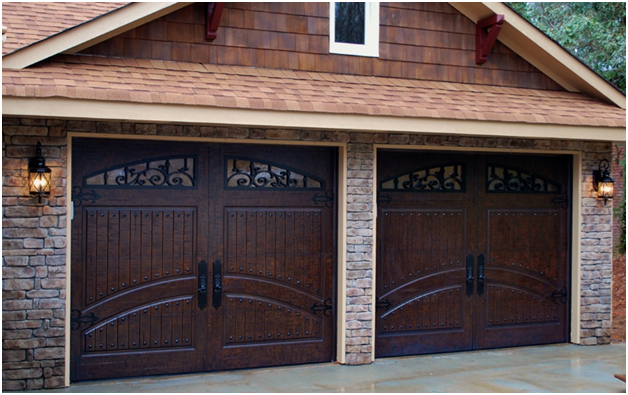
[
  {"left": 592, "top": 159, "right": 614, "bottom": 205},
  {"left": 29, "top": 141, "right": 52, "bottom": 204}
]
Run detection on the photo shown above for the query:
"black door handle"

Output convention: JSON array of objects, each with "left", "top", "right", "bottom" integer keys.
[
  {"left": 198, "top": 260, "right": 208, "bottom": 310},
  {"left": 477, "top": 253, "right": 485, "bottom": 296},
  {"left": 212, "top": 259, "right": 222, "bottom": 310},
  {"left": 465, "top": 253, "right": 474, "bottom": 297}
]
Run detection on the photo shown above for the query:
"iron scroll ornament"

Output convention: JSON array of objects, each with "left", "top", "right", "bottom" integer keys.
[
  {"left": 380, "top": 163, "right": 465, "bottom": 192},
  {"left": 310, "top": 298, "right": 333, "bottom": 316},
  {"left": 486, "top": 164, "right": 561, "bottom": 193},
  {"left": 71, "top": 309, "right": 99, "bottom": 330},
  {"left": 550, "top": 287, "right": 568, "bottom": 304},
  {"left": 551, "top": 194, "right": 569, "bottom": 209},
  {"left": 198, "top": 260, "right": 208, "bottom": 311},
  {"left": 311, "top": 190, "right": 334, "bottom": 208},
  {"left": 71, "top": 186, "right": 101, "bottom": 207},
  {"left": 226, "top": 157, "right": 325, "bottom": 190},
  {"left": 83, "top": 155, "right": 197, "bottom": 188},
  {"left": 212, "top": 259, "right": 222, "bottom": 310}
]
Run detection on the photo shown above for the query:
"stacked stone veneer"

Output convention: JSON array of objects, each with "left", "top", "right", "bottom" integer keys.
[
  {"left": 2, "top": 118, "right": 614, "bottom": 389},
  {"left": 580, "top": 142, "right": 616, "bottom": 345},
  {"left": 2, "top": 118, "right": 67, "bottom": 390}
]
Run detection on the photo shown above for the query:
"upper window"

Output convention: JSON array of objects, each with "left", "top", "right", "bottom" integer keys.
[{"left": 329, "top": 2, "right": 379, "bottom": 57}]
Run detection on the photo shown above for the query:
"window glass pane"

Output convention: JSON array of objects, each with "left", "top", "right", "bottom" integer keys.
[{"left": 334, "top": 2, "right": 365, "bottom": 44}]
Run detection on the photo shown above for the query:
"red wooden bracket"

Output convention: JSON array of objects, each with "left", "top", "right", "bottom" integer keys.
[
  {"left": 206, "top": 2, "right": 225, "bottom": 41},
  {"left": 475, "top": 14, "right": 504, "bottom": 65}
]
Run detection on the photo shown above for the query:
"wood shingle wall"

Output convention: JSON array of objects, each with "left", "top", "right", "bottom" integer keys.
[{"left": 80, "top": 2, "right": 563, "bottom": 90}]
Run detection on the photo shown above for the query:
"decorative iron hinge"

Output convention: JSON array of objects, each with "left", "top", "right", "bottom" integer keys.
[
  {"left": 550, "top": 287, "right": 568, "bottom": 304},
  {"left": 377, "top": 193, "right": 393, "bottom": 205},
  {"left": 311, "top": 190, "right": 334, "bottom": 208},
  {"left": 551, "top": 194, "right": 569, "bottom": 209},
  {"left": 70, "top": 309, "right": 98, "bottom": 331},
  {"left": 212, "top": 259, "right": 222, "bottom": 310},
  {"left": 376, "top": 299, "right": 391, "bottom": 310},
  {"left": 71, "top": 186, "right": 101, "bottom": 207},
  {"left": 198, "top": 260, "right": 208, "bottom": 311},
  {"left": 310, "top": 298, "right": 333, "bottom": 316}
]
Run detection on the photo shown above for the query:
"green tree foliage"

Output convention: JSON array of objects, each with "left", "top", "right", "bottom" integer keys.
[{"left": 507, "top": 2, "right": 626, "bottom": 93}]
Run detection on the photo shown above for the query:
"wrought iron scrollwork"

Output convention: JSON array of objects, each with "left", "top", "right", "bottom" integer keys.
[
  {"left": 310, "top": 298, "right": 333, "bottom": 316},
  {"left": 71, "top": 186, "right": 101, "bottom": 207},
  {"left": 551, "top": 194, "right": 569, "bottom": 209},
  {"left": 71, "top": 309, "right": 98, "bottom": 330},
  {"left": 550, "top": 287, "right": 568, "bottom": 304},
  {"left": 84, "top": 156, "right": 196, "bottom": 188},
  {"left": 377, "top": 193, "right": 393, "bottom": 205},
  {"left": 226, "top": 157, "right": 324, "bottom": 190},
  {"left": 198, "top": 260, "right": 208, "bottom": 311},
  {"left": 487, "top": 164, "right": 560, "bottom": 194},
  {"left": 380, "top": 164, "right": 465, "bottom": 192},
  {"left": 212, "top": 259, "right": 222, "bottom": 310},
  {"left": 311, "top": 190, "right": 334, "bottom": 208}
]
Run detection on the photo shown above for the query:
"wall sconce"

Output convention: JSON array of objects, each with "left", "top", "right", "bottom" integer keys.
[
  {"left": 29, "top": 141, "right": 52, "bottom": 204},
  {"left": 592, "top": 159, "right": 614, "bottom": 205}
]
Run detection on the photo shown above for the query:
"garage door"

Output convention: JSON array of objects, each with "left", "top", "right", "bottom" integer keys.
[
  {"left": 70, "top": 138, "right": 337, "bottom": 380},
  {"left": 375, "top": 150, "right": 571, "bottom": 357}
]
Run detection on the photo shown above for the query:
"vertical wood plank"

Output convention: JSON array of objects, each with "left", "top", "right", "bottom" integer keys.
[
  {"left": 140, "top": 211, "right": 153, "bottom": 284},
  {"left": 85, "top": 210, "right": 98, "bottom": 305},
  {"left": 96, "top": 211, "right": 109, "bottom": 302},
  {"left": 162, "top": 210, "right": 174, "bottom": 278},
  {"left": 119, "top": 210, "right": 130, "bottom": 292}
]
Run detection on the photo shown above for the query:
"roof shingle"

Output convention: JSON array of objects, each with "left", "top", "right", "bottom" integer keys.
[
  {"left": 2, "top": 54, "right": 626, "bottom": 128},
  {"left": 2, "top": 2, "right": 129, "bottom": 55}
]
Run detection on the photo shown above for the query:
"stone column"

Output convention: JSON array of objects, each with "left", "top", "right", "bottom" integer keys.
[{"left": 2, "top": 118, "right": 67, "bottom": 390}]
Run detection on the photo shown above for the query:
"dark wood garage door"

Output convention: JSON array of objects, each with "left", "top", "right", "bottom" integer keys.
[
  {"left": 375, "top": 150, "right": 571, "bottom": 357},
  {"left": 70, "top": 138, "right": 337, "bottom": 381}
]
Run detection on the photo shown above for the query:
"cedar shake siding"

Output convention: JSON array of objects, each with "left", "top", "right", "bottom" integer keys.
[{"left": 79, "top": 2, "right": 563, "bottom": 90}]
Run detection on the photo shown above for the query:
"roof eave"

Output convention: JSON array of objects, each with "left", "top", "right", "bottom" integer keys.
[
  {"left": 1, "top": 2, "right": 192, "bottom": 70},
  {"left": 3, "top": 96, "right": 625, "bottom": 142},
  {"left": 450, "top": 2, "right": 626, "bottom": 109}
]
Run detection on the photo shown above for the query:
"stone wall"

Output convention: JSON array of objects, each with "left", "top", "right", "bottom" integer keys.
[
  {"left": 2, "top": 118, "right": 67, "bottom": 390},
  {"left": 579, "top": 142, "right": 615, "bottom": 345},
  {"left": 1, "top": 117, "right": 614, "bottom": 389}
]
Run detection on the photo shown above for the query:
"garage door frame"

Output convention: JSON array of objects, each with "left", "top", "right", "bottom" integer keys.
[
  {"left": 372, "top": 144, "right": 583, "bottom": 359},
  {"left": 64, "top": 133, "right": 349, "bottom": 382}
]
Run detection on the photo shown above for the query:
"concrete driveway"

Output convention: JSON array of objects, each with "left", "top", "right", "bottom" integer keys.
[{"left": 47, "top": 343, "right": 625, "bottom": 393}]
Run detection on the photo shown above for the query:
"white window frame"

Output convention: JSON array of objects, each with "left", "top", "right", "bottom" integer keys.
[{"left": 329, "top": 2, "right": 380, "bottom": 57}]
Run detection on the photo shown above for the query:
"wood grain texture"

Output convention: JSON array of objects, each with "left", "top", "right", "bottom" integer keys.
[
  {"left": 71, "top": 139, "right": 337, "bottom": 380},
  {"left": 375, "top": 150, "right": 570, "bottom": 357},
  {"left": 79, "top": 2, "right": 563, "bottom": 90}
]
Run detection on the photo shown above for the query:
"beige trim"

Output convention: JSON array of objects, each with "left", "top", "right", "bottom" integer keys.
[
  {"left": 64, "top": 132, "right": 348, "bottom": 377},
  {"left": 450, "top": 2, "right": 626, "bottom": 109},
  {"left": 67, "top": 132, "right": 346, "bottom": 147},
  {"left": 3, "top": 97, "right": 625, "bottom": 142},
  {"left": 2, "top": 3, "right": 192, "bottom": 69},
  {"left": 372, "top": 144, "right": 583, "bottom": 355},
  {"left": 371, "top": 146, "right": 378, "bottom": 362},
  {"left": 64, "top": 136, "right": 73, "bottom": 388},
  {"left": 571, "top": 153, "right": 583, "bottom": 344},
  {"left": 336, "top": 146, "right": 348, "bottom": 364}
]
